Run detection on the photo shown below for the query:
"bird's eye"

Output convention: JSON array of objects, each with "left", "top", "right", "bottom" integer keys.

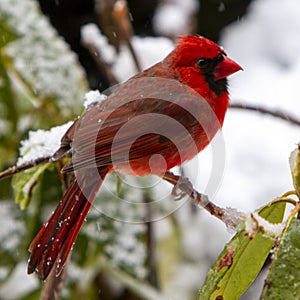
[
  {"left": 196, "top": 58, "right": 209, "bottom": 68},
  {"left": 216, "top": 53, "right": 224, "bottom": 63}
]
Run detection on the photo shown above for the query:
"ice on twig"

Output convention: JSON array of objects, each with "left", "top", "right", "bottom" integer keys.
[{"left": 222, "top": 207, "right": 244, "bottom": 233}]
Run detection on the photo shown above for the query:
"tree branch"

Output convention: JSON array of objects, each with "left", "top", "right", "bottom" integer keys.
[
  {"left": 112, "top": 0, "right": 142, "bottom": 72},
  {"left": 0, "top": 156, "right": 51, "bottom": 181},
  {"left": 81, "top": 37, "right": 119, "bottom": 86},
  {"left": 230, "top": 102, "right": 300, "bottom": 127},
  {"left": 163, "top": 171, "right": 243, "bottom": 230}
]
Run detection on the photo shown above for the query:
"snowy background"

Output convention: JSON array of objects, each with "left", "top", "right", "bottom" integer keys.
[
  {"left": 1, "top": 0, "right": 300, "bottom": 299},
  {"left": 82, "top": 0, "right": 300, "bottom": 298}
]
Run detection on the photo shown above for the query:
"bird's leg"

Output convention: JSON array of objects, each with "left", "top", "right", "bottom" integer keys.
[{"left": 163, "top": 171, "right": 195, "bottom": 200}]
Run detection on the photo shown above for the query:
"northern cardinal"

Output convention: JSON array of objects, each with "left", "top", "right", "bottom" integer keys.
[{"left": 27, "top": 36, "right": 242, "bottom": 280}]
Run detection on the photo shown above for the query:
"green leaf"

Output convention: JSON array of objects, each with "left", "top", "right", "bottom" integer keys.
[
  {"left": 12, "top": 163, "right": 50, "bottom": 209},
  {"left": 199, "top": 201, "right": 286, "bottom": 300},
  {"left": 261, "top": 217, "right": 300, "bottom": 300}
]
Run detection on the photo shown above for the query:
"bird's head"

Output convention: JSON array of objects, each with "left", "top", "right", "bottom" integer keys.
[{"left": 167, "top": 35, "right": 242, "bottom": 96}]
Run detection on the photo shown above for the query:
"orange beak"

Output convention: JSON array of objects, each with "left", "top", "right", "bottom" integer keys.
[{"left": 213, "top": 56, "right": 243, "bottom": 81}]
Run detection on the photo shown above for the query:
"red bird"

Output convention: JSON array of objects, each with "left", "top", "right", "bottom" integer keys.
[{"left": 27, "top": 36, "right": 242, "bottom": 280}]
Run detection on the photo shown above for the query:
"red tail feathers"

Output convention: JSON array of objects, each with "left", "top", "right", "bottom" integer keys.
[{"left": 27, "top": 167, "right": 108, "bottom": 280}]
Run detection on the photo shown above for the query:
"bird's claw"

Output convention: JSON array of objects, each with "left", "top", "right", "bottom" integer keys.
[
  {"left": 171, "top": 176, "right": 194, "bottom": 201},
  {"left": 171, "top": 186, "right": 186, "bottom": 200}
]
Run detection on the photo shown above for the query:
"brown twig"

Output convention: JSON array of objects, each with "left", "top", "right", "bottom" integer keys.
[
  {"left": 163, "top": 171, "right": 242, "bottom": 229},
  {"left": 0, "top": 156, "right": 51, "bottom": 181},
  {"left": 112, "top": 0, "right": 142, "bottom": 72},
  {"left": 144, "top": 192, "right": 159, "bottom": 288},
  {"left": 125, "top": 39, "right": 142, "bottom": 72},
  {"left": 230, "top": 102, "right": 300, "bottom": 127},
  {"left": 95, "top": 0, "right": 142, "bottom": 75},
  {"left": 95, "top": 0, "right": 121, "bottom": 50}
]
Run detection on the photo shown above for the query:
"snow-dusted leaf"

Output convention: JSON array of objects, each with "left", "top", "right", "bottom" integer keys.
[
  {"left": 261, "top": 217, "right": 300, "bottom": 299},
  {"left": 0, "top": 0, "right": 88, "bottom": 116},
  {"left": 17, "top": 121, "right": 73, "bottom": 166},
  {"left": 11, "top": 121, "right": 73, "bottom": 208},
  {"left": 199, "top": 201, "right": 286, "bottom": 300}
]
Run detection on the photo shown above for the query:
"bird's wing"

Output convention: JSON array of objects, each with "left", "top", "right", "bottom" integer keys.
[
  {"left": 57, "top": 75, "right": 213, "bottom": 173},
  {"left": 62, "top": 96, "right": 200, "bottom": 173}
]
